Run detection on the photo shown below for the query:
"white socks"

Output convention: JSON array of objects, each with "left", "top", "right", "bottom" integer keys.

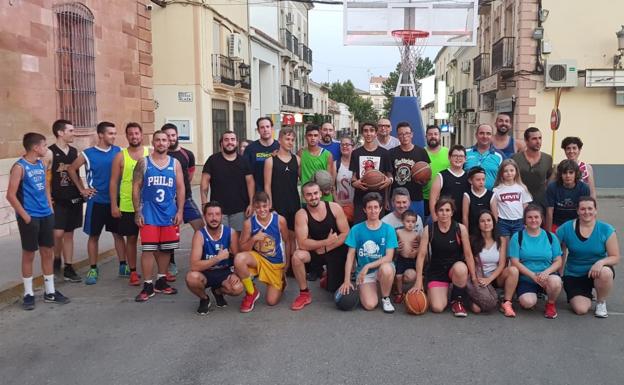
[
  {"left": 43, "top": 274, "right": 55, "bottom": 295},
  {"left": 23, "top": 276, "right": 34, "bottom": 296}
]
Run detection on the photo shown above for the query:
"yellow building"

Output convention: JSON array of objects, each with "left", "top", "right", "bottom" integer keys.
[
  {"left": 475, "top": 0, "right": 624, "bottom": 187},
  {"left": 152, "top": 1, "right": 252, "bottom": 165}
]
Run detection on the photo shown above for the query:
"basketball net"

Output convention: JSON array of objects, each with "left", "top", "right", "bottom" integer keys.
[{"left": 392, "top": 30, "right": 429, "bottom": 97}]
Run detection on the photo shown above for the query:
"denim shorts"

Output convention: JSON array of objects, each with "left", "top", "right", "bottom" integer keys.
[{"left": 498, "top": 218, "right": 524, "bottom": 237}]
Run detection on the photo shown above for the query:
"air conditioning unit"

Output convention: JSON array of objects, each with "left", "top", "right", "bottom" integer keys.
[
  {"left": 228, "top": 33, "right": 243, "bottom": 60},
  {"left": 545, "top": 59, "right": 578, "bottom": 88},
  {"left": 461, "top": 60, "right": 471, "bottom": 74},
  {"left": 286, "top": 13, "right": 294, "bottom": 25}
]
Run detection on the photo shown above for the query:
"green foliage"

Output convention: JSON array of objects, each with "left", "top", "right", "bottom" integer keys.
[
  {"left": 328, "top": 80, "right": 379, "bottom": 123},
  {"left": 381, "top": 57, "right": 435, "bottom": 115}
]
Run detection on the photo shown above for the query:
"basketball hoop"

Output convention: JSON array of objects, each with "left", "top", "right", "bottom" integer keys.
[{"left": 391, "top": 29, "right": 430, "bottom": 96}]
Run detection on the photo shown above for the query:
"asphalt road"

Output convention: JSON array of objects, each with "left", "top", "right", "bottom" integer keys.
[{"left": 1, "top": 198, "right": 624, "bottom": 385}]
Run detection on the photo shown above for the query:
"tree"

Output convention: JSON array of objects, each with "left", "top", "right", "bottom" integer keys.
[
  {"left": 328, "top": 80, "right": 378, "bottom": 123},
  {"left": 381, "top": 57, "right": 435, "bottom": 115}
]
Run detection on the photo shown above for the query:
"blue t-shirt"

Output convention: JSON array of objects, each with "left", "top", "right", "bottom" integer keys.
[
  {"left": 546, "top": 181, "right": 590, "bottom": 226},
  {"left": 345, "top": 221, "right": 398, "bottom": 274},
  {"left": 243, "top": 140, "right": 280, "bottom": 191},
  {"left": 508, "top": 229, "right": 562, "bottom": 282},
  {"left": 556, "top": 220, "right": 615, "bottom": 277},
  {"left": 16, "top": 158, "right": 53, "bottom": 217},
  {"left": 320, "top": 140, "right": 341, "bottom": 164},
  {"left": 83, "top": 145, "right": 121, "bottom": 204},
  {"left": 465, "top": 145, "right": 503, "bottom": 190}
]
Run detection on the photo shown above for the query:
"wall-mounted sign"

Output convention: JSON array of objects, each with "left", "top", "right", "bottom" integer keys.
[
  {"left": 178, "top": 92, "right": 193, "bottom": 102},
  {"left": 479, "top": 74, "right": 499, "bottom": 94}
]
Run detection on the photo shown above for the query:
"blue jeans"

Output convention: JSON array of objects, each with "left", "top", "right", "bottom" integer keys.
[{"left": 498, "top": 218, "right": 524, "bottom": 237}]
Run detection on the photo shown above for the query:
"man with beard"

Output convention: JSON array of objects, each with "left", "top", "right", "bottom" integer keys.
[
  {"left": 133, "top": 131, "right": 185, "bottom": 302},
  {"left": 244, "top": 117, "right": 279, "bottom": 191},
  {"left": 422, "top": 125, "right": 450, "bottom": 218},
  {"left": 512, "top": 127, "right": 553, "bottom": 210},
  {"left": 388, "top": 122, "right": 430, "bottom": 218},
  {"left": 201, "top": 131, "right": 254, "bottom": 233},
  {"left": 319, "top": 122, "right": 341, "bottom": 162},
  {"left": 290, "top": 182, "right": 350, "bottom": 310},
  {"left": 185, "top": 201, "right": 243, "bottom": 315},
  {"left": 68, "top": 122, "right": 124, "bottom": 285},
  {"left": 110, "top": 123, "right": 149, "bottom": 286},
  {"left": 162, "top": 123, "right": 204, "bottom": 279},
  {"left": 492, "top": 113, "right": 524, "bottom": 159}
]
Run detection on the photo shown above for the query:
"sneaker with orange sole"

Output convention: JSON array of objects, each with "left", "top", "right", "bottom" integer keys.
[
  {"left": 544, "top": 302, "right": 558, "bottom": 319},
  {"left": 129, "top": 271, "right": 141, "bottom": 286},
  {"left": 500, "top": 300, "right": 516, "bottom": 317},
  {"left": 240, "top": 288, "right": 260, "bottom": 313},
  {"left": 291, "top": 291, "right": 312, "bottom": 311}
]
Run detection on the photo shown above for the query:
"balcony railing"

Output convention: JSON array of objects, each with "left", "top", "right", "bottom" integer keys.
[
  {"left": 293, "top": 36, "right": 299, "bottom": 57},
  {"left": 282, "top": 86, "right": 312, "bottom": 108},
  {"left": 473, "top": 53, "right": 490, "bottom": 82},
  {"left": 303, "top": 92, "right": 313, "bottom": 109},
  {"left": 301, "top": 44, "right": 313, "bottom": 65},
  {"left": 281, "top": 28, "right": 294, "bottom": 53},
  {"left": 491, "top": 37, "right": 514, "bottom": 74},
  {"left": 212, "top": 54, "right": 235, "bottom": 86}
]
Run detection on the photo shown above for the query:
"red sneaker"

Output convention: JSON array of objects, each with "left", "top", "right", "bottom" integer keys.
[
  {"left": 544, "top": 302, "right": 558, "bottom": 319},
  {"left": 240, "top": 288, "right": 260, "bottom": 313},
  {"left": 154, "top": 277, "right": 178, "bottom": 295},
  {"left": 129, "top": 271, "right": 141, "bottom": 286},
  {"left": 291, "top": 291, "right": 312, "bottom": 311},
  {"left": 165, "top": 272, "right": 176, "bottom": 282},
  {"left": 319, "top": 275, "right": 327, "bottom": 290},
  {"left": 393, "top": 293, "right": 404, "bottom": 304},
  {"left": 500, "top": 300, "right": 516, "bottom": 318},
  {"left": 451, "top": 300, "right": 468, "bottom": 317}
]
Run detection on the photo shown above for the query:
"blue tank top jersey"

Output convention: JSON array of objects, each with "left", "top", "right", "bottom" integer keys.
[
  {"left": 500, "top": 137, "right": 515, "bottom": 159},
  {"left": 83, "top": 145, "right": 121, "bottom": 204},
  {"left": 250, "top": 212, "right": 284, "bottom": 264},
  {"left": 142, "top": 156, "right": 178, "bottom": 226},
  {"left": 16, "top": 158, "right": 52, "bottom": 217},
  {"left": 200, "top": 225, "right": 233, "bottom": 270}
]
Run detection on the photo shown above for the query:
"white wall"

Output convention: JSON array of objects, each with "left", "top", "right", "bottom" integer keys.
[
  {"left": 250, "top": 1, "right": 279, "bottom": 41},
  {"left": 250, "top": 40, "right": 280, "bottom": 124}
]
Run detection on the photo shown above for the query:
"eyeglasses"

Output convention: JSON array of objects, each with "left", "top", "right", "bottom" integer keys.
[
  {"left": 341, "top": 143, "right": 353, "bottom": 147},
  {"left": 451, "top": 154, "right": 466, "bottom": 159},
  {"left": 378, "top": 124, "right": 391, "bottom": 127},
  {"left": 397, "top": 132, "right": 412, "bottom": 137}
]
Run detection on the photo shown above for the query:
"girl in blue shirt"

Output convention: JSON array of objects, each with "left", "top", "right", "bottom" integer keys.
[{"left": 557, "top": 197, "right": 619, "bottom": 318}]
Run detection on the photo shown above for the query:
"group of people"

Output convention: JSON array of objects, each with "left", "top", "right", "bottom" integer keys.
[{"left": 7, "top": 114, "right": 619, "bottom": 320}]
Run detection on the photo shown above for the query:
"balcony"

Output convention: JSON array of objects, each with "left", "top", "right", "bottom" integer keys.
[
  {"left": 293, "top": 36, "right": 299, "bottom": 57},
  {"left": 473, "top": 53, "right": 490, "bottom": 82},
  {"left": 303, "top": 92, "right": 313, "bottom": 109},
  {"left": 280, "top": 28, "right": 294, "bottom": 57},
  {"left": 212, "top": 54, "right": 235, "bottom": 86},
  {"left": 301, "top": 44, "right": 313, "bottom": 66},
  {"left": 491, "top": 37, "right": 514, "bottom": 75}
]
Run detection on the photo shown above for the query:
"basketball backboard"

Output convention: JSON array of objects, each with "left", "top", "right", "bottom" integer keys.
[{"left": 343, "top": 0, "right": 478, "bottom": 46}]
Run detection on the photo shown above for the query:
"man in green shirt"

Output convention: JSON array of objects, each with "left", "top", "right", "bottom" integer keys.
[
  {"left": 300, "top": 124, "right": 336, "bottom": 202},
  {"left": 422, "top": 125, "right": 450, "bottom": 218}
]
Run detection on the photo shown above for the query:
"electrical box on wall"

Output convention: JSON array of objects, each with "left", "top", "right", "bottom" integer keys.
[
  {"left": 166, "top": 119, "right": 191, "bottom": 142},
  {"left": 616, "top": 89, "right": 624, "bottom": 106}
]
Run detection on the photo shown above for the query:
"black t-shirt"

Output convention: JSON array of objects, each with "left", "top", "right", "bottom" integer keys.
[
  {"left": 243, "top": 140, "right": 280, "bottom": 191},
  {"left": 389, "top": 145, "right": 431, "bottom": 201},
  {"left": 168, "top": 147, "right": 196, "bottom": 200},
  {"left": 349, "top": 145, "right": 392, "bottom": 206},
  {"left": 202, "top": 153, "right": 251, "bottom": 214},
  {"left": 49, "top": 144, "right": 81, "bottom": 202}
]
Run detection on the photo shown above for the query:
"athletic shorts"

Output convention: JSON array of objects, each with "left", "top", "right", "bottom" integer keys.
[
  {"left": 498, "top": 218, "right": 524, "bottom": 237},
  {"left": 361, "top": 263, "right": 396, "bottom": 284},
  {"left": 222, "top": 211, "right": 245, "bottom": 233},
  {"left": 426, "top": 259, "right": 464, "bottom": 288},
  {"left": 140, "top": 224, "right": 180, "bottom": 251},
  {"left": 516, "top": 274, "right": 561, "bottom": 297},
  {"left": 563, "top": 267, "right": 615, "bottom": 301},
  {"left": 53, "top": 201, "right": 83, "bottom": 231},
  {"left": 17, "top": 214, "right": 54, "bottom": 252},
  {"left": 282, "top": 211, "right": 296, "bottom": 231},
  {"left": 395, "top": 256, "right": 416, "bottom": 275},
  {"left": 117, "top": 212, "right": 139, "bottom": 237},
  {"left": 84, "top": 201, "right": 118, "bottom": 236},
  {"left": 183, "top": 198, "right": 202, "bottom": 223},
  {"left": 202, "top": 268, "right": 233, "bottom": 289},
  {"left": 248, "top": 251, "right": 285, "bottom": 290}
]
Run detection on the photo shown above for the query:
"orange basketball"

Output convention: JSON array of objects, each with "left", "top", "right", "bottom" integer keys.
[
  {"left": 361, "top": 169, "right": 386, "bottom": 188},
  {"left": 404, "top": 290, "right": 428, "bottom": 315},
  {"left": 411, "top": 161, "right": 432, "bottom": 185}
]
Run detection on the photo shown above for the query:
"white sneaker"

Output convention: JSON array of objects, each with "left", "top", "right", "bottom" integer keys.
[
  {"left": 595, "top": 301, "right": 608, "bottom": 318},
  {"left": 381, "top": 297, "right": 395, "bottom": 314}
]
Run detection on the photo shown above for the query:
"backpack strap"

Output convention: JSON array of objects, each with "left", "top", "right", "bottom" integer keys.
[{"left": 518, "top": 229, "right": 552, "bottom": 250}]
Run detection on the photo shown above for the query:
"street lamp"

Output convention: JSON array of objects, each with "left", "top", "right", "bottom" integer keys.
[
  {"left": 238, "top": 63, "right": 250, "bottom": 79},
  {"left": 615, "top": 25, "right": 624, "bottom": 68}
]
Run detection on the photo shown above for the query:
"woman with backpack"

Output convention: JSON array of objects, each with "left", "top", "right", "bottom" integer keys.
[
  {"left": 508, "top": 204, "right": 563, "bottom": 319},
  {"left": 409, "top": 197, "right": 477, "bottom": 317}
]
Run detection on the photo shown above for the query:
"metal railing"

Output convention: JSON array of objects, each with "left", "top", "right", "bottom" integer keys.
[
  {"left": 212, "top": 54, "right": 235, "bottom": 86},
  {"left": 491, "top": 37, "right": 514, "bottom": 74},
  {"left": 303, "top": 92, "right": 313, "bottom": 109},
  {"left": 473, "top": 53, "right": 490, "bottom": 82},
  {"left": 281, "top": 28, "right": 293, "bottom": 53},
  {"left": 293, "top": 36, "right": 299, "bottom": 57},
  {"left": 301, "top": 45, "right": 313, "bottom": 65}
]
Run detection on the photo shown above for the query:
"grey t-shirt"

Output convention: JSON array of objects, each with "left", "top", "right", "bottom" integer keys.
[{"left": 511, "top": 151, "right": 553, "bottom": 207}]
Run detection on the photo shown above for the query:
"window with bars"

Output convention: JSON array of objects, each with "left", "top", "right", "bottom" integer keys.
[
  {"left": 54, "top": 3, "right": 97, "bottom": 128},
  {"left": 212, "top": 100, "right": 229, "bottom": 154},
  {"left": 232, "top": 102, "right": 247, "bottom": 142}
]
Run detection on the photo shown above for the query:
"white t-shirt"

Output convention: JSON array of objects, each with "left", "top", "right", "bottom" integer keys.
[
  {"left": 492, "top": 183, "right": 532, "bottom": 220},
  {"left": 381, "top": 211, "right": 423, "bottom": 231},
  {"left": 335, "top": 161, "right": 354, "bottom": 205},
  {"left": 375, "top": 136, "right": 400, "bottom": 150},
  {"left": 479, "top": 242, "right": 500, "bottom": 277}
]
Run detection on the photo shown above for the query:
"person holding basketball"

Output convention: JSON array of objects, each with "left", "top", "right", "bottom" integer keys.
[{"left": 409, "top": 197, "right": 477, "bottom": 317}]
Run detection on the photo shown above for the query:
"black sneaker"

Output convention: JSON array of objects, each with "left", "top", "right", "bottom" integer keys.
[
  {"left": 22, "top": 294, "right": 35, "bottom": 310},
  {"left": 154, "top": 277, "right": 178, "bottom": 295},
  {"left": 63, "top": 265, "right": 82, "bottom": 283},
  {"left": 212, "top": 288, "right": 228, "bottom": 308},
  {"left": 197, "top": 297, "right": 211, "bottom": 315},
  {"left": 44, "top": 290, "right": 70, "bottom": 305},
  {"left": 135, "top": 282, "right": 155, "bottom": 302},
  {"left": 53, "top": 258, "right": 62, "bottom": 275},
  {"left": 306, "top": 271, "right": 319, "bottom": 282}
]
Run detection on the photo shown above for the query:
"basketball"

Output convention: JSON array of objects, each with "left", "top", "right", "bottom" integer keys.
[
  {"left": 361, "top": 169, "right": 386, "bottom": 188},
  {"left": 334, "top": 287, "right": 359, "bottom": 311},
  {"left": 411, "top": 161, "right": 431, "bottom": 184},
  {"left": 404, "top": 290, "right": 428, "bottom": 315},
  {"left": 313, "top": 170, "right": 333, "bottom": 195}
]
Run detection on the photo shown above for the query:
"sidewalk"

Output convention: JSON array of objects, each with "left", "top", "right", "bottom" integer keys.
[{"left": 0, "top": 186, "right": 203, "bottom": 304}]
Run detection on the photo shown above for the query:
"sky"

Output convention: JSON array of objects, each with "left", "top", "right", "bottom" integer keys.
[{"left": 309, "top": 4, "right": 440, "bottom": 91}]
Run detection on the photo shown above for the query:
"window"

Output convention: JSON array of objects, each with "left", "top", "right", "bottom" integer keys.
[
  {"left": 54, "top": 3, "right": 96, "bottom": 128},
  {"left": 212, "top": 100, "right": 229, "bottom": 154},
  {"left": 232, "top": 102, "right": 247, "bottom": 142}
]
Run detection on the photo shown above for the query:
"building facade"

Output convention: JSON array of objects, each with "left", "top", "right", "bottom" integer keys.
[
  {"left": 309, "top": 79, "right": 329, "bottom": 118},
  {"left": 0, "top": 0, "right": 154, "bottom": 236},
  {"left": 368, "top": 76, "right": 388, "bottom": 116},
  {"left": 152, "top": 1, "right": 251, "bottom": 163}
]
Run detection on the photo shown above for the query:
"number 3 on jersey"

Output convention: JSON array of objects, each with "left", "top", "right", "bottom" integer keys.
[{"left": 155, "top": 188, "right": 165, "bottom": 203}]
